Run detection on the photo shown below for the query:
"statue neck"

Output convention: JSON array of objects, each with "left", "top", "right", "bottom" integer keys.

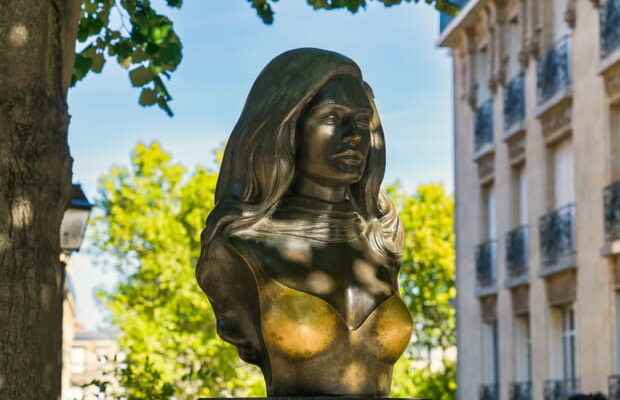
[{"left": 292, "top": 175, "right": 348, "bottom": 203}]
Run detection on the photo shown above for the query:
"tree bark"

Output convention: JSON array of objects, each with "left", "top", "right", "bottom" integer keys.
[{"left": 0, "top": 0, "right": 80, "bottom": 398}]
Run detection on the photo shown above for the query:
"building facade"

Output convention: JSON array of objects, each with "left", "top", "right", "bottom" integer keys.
[
  {"left": 61, "top": 274, "right": 78, "bottom": 400},
  {"left": 64, "top": 329, "right": 120, "bottom": 400},
  {"left": 439, "top": 0, "right": 620, "bottom": 399}
]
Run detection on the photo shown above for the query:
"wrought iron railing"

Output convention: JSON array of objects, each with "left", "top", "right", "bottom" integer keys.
[
  {"left": 537, "top": 36, "right": 571, "bottom": 105},
  {"left": 480, "top": 383, "right": 500, "bottom": 400},
  {"left": 601, "top": 0, "right": 620, "bottom": 59},
  {"left": 543, "top": 379, "right": 579, "bottom": 400},
  {"left": 476, "top": 240, "right": 497, "bottom": 288},
  {"left": 510, "top": 381, "right": 533, "bottom": 400},
  {"left": 504, "top": 74, "right": 526, "bottom": 132},
  {"left": 604, "top": 180, "right": 620, "bottom": 242},
  {"left": 539, "top": 204, "right": 576, "bottom": 269},
  {"left": 475, "top": 99, "right": 494, "bottom": 151},
  {"left": 506, "top": 225, "right": 528, "bottom": 279},
  {"left": 610, "top": 375, "right": 620, "bottom": 400}
]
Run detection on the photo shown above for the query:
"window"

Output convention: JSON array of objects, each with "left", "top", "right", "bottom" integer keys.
[
  {"left": 550, "top": 139, "right": 575, "bottom": 209},
  {"left": 549, "top": 305, "right": 577, "bottom": 380},
  {"left": 512, "top": 165, "right": 528, "bottom": 227},
  {"left": 552, "top": 0, "right": 570, "bottom": 41},
  {"left": 610, "top": 104, "right": 620, "bottom": 182},
  {"left": 514, "top": 315, "right": 532, "bottom": 381},
  {"left": 506, "top": 15, "right": 522, "bottom": 79},
  {"left": 615, "top": 291, "right": 620, "bottom": 372},
  {"left": 482, "top": 184, "right": 497, "bottom": 241},
  {"left": 561, "top": 306, "right": 577, "bottom": 380},
  {"left": 482, "top": 320, "right": 500, "bottom": 385},
  {"left": 70, "top": 346, "right": 86, "bottom": 374},
  {"left": 541, "top": 0, "right": 570, "bottom": 45},
  {"left": 476, "top": 46, "right": 491, "bottom": 104}
]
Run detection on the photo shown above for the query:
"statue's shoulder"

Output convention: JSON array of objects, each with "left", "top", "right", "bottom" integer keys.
[{"left": 197, "top": 233, "right": 260, "bottom": 294}]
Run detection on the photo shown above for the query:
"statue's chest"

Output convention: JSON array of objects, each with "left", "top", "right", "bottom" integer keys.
[{"left": 234, "top": 236, "right": 395, "bottom": 329}]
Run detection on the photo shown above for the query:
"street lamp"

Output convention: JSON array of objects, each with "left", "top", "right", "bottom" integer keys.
[{"left": 60, "top": 184, "right": 93, "bottom": 254}]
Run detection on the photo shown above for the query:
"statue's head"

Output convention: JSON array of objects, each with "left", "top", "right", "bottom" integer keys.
[
  {"left": 202, "top": 48, "right": 401, "bottom": 261},
  {"left": 296, "top": 73, "right": 372, "bottom": 187}
]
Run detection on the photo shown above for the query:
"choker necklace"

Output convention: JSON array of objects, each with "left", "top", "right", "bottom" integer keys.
[{"left": 251, "top": 196, "right": 363, "bottom": 243}]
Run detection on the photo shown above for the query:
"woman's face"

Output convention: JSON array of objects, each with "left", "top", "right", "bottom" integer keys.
[{"left": 296, "top": 75, "right": 372, "bottom": 187}]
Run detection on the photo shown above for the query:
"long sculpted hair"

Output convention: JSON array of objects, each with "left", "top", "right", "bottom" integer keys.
[{"left": 201, "top": 48, "right": 403, "bottom": 264}]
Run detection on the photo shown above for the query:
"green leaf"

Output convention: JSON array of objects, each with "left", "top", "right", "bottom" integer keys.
[
  {"left": 129, "top": 66, "right": 155, "bottom": 87},
  {"left": 84, "top": 0, "right": 98, "bottom": 13},
  {"left": 82, "top": 46, "right": 106, "bottom": 73},
  {"left": 139, "top": 88, "right": 158, "bottom": 106},
  {"left": 90, "top": 52, "right": 106, "bottom": 73},
  {"left": 150, "top": 24, "right": 172, "bottom": 45},
  {"left": 166, "top": 0, "right": 183, "bottom": 7},
  {"left": 77, "top": 19, "right": 91, "bottom": 42},
  {"left": 157, "top": 97, "right": 174, "bottom": 117},
  {"left": 71, "top": 52, "right": 93, "bottom": 86}
]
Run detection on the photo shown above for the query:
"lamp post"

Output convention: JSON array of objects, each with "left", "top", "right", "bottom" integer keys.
[
  {"left": 60, "top": 184, "right": 93, "bottom": 255},
  {"left": 59, "top": 184, "right": 92, "bottom": 399}
]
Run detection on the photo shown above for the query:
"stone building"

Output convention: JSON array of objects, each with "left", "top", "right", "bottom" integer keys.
[
  {"left": 438, "top": 0, "right": 620, "bottom": 399},
  {"left": 64, "top": 329, "right": 120, "bottom": 400},
  {"left": 61, "top": 274, "right": 78, "bottom": 399}
]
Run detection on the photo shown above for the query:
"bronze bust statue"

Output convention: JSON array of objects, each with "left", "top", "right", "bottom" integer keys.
[{"left": 196, "top": 48, "right": 413, "bottom": 396}]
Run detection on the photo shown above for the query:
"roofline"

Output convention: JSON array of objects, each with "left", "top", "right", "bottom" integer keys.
[
  {"left": 70, "top": 183, "right": 94, "bottom": 211},
  {"left": 436, "top": 0, "right": 485, "bottom": 48}
]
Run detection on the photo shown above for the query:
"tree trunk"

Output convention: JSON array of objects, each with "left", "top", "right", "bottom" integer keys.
[{"left": 0, "top": 0, "right": 80, "bottom": 398}]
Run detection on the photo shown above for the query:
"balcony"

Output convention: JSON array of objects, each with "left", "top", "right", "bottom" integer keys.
[
  {"left": 476, "top": 240, "right": 497, "bottom": 293},
  {"left": 543, "top": 379, "right": 579, "bottom": 400},
  {"left": 504, "top": 74, "right": 526, "bottom": 135},
  {"left": 505, "top": 225, "right": 529, "bottom": 287},
  {"left": 537, "top": 36, "right": 571, "bottom": 106},
  {"left": 539, "top": 204, "right": 576, "bottom": 275},
  {"left": 480, "top": 383, "right": 500, "bottom": 400},
  {"left": 510, "top": 381, "right": 533, "bottom": 400},
  {"left": 475, "top": 98, "right": 494, "bottom": 153},
  {"left": 601, "top": 0, "right": 620, "bottom": 60},
  {"left": 605, "top": 180, "right": 620, "bottom": 243},
  {"left": 610, "top": 375, "right": 620, "bottom": 400}
]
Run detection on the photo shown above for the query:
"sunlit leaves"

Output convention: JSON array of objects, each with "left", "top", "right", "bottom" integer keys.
[
  {"left": 390, "top": 183, "right": 456, "bottom": 399},
  {"left": 71, "top": 0, "right": 182, "bottom": 116},
  {"left": 92, "top": 143, "right": 264, "bottom": 398},
  {"left": 392, "top": 183, "right": 456, "bottom": 353},
  {"left": 392, "top": 355, "right": 457, "bottom": 399}
]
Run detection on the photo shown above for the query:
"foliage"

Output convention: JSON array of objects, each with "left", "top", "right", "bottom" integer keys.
[
  {"left": 251, "top": 0, "right": 458, "bottom": 24},
  {"left": 394, "top": 183, "right": 456, "bottom": 353},
  {"left": 73, "top": 0, "right": 184, "bottom": 116},
  {"left": 390, "top": 182, "right": 456, "bottom": 400},
  {"left": 72, "top": 0, "right": 454, "bottom": 116},
  {"left": 91, "top": 144, "right": 455, "bottom": 398},
  {"left": 91, "top": 142, "right": 264, "bottom": 398},
  {"left": 392, "top": 354, "right": 457, "bottom": 400}
]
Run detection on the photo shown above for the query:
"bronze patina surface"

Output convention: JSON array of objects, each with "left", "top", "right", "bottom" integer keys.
[{"left": 196, "top": 48, "right": 413, "bottom": 396}]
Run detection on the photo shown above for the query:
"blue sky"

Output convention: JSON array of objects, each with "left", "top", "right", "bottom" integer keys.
[{"left": 67, "top": 0, "right": 454, "bottom": 329}]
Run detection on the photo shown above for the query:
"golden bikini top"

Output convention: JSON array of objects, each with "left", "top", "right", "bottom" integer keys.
[
  {"left": 253, "top": 266, "right": 413, "bottom": 395},
  {"left": 260, "top": 278, "right": 412, "bottom": 361}
]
